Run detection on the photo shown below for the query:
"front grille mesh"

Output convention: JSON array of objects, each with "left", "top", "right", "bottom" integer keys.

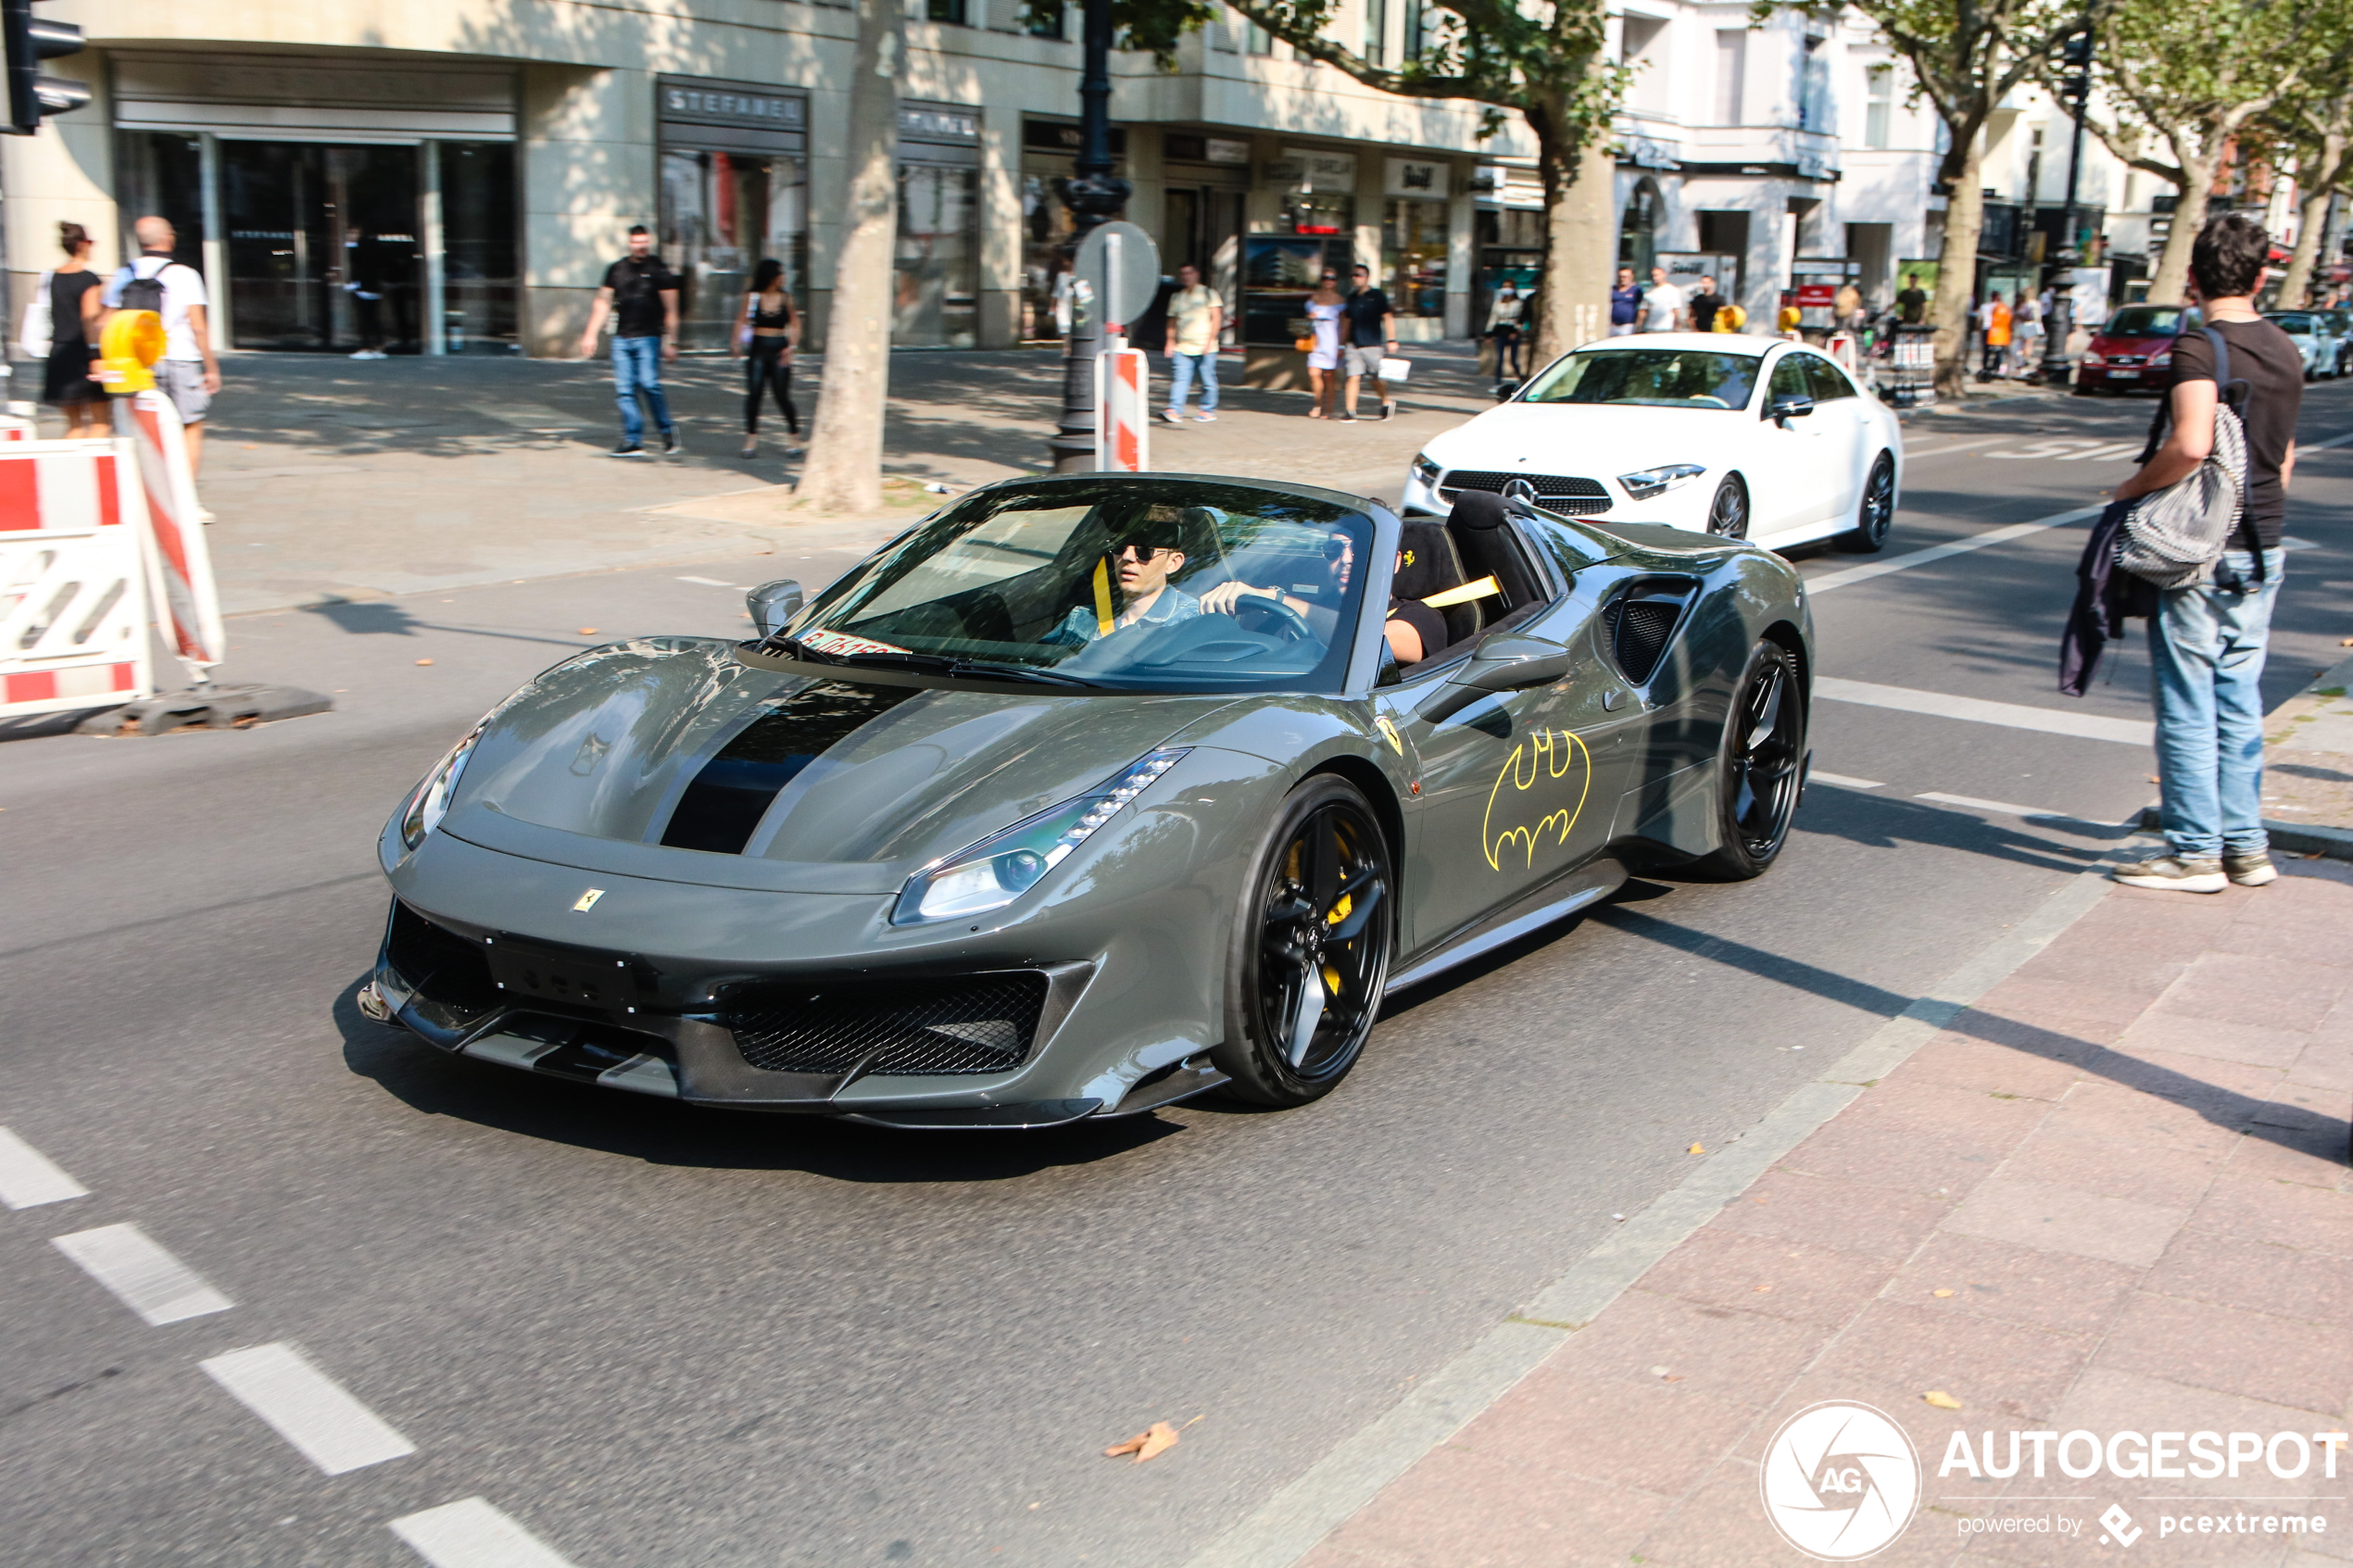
[
  {"left": 385, "top": 902, "right": 500, "bottom": 1023},
  {"left": 723, "top": 973, "right": 1051, "bottom": 1077},
  {"left": 1440, "top": 470, "right": 1611, "bottom": 514}
]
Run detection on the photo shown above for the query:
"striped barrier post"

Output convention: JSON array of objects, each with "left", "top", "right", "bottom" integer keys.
[
  {"left": 1093, "top": 346, "right": 1151, "bottom": 473},
  {"left": 0, "top": 438, "right": 154, "bottom": 720},
  {"left": 114, "top": 389, "right": 224, "bottom": 680}
]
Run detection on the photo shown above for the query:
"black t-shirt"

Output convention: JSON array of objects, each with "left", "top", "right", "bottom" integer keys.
[
  {"left": 602, "top": 255, "right": 680, "bottom": 338},
  {"left": 1343, "top": 288, "right": 1392, "bottom": 347},
  {"left": 1896, "top": 287, "right": 1929, "bottom": 324},
  {"left": 1688, "top": 292, "right": 1726, "bottom": 333},
  {"left": 1386, "top": 597, "right": 1448, "bottom": 662},
  {"left": 2168, "top": 320, "right": 2302, "bottom": 547}
]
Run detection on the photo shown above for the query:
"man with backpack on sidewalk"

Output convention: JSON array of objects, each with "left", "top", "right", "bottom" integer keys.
[
  {"left": 103, "top": 217, "right": 221, "bottom": 493},
  {"left": 2107, "top": 214, "right": 2302, "bottom": 894}
]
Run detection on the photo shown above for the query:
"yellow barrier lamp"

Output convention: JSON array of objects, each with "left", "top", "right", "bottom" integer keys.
[{"left": 98, "top": 310, "right": 165, "bottom": 395}]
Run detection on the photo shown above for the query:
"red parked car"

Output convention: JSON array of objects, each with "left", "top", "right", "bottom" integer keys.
[{"left": 2074, "top": 304, "right": 2201, "bottom": 395}]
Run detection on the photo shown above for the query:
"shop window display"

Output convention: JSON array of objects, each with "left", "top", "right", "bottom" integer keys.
[{"left": 661, "top": 149, "right": 808, "bottom": 352}]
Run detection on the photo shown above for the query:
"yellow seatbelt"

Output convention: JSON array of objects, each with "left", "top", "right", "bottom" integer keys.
[
  {"left": 1092, "top": 557, "right": 1115, "bottom": 637},
  {"left": 1421, "top": 574, "right": 1501, "bottom": 610}
]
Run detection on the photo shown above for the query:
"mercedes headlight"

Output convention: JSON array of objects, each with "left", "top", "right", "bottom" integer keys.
[
  {"left": 1410, "top": 452, "right": 1441, "bottom": 487},
  {"left": 399, "top": 727, "right": 484, "bottom": 851},
  {"left": 1617, "top": 462, "right": 1706, "bottom": 500},
  {"left": 892, "top": 747, "right": 1190, "bottom": 925}
]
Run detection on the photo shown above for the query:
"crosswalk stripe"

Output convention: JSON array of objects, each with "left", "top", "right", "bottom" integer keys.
[
  {"left": 52, "top": 1223, "right": 233, "bottom": 1325},
  {"left": 200, "top": 1343, "right": 417, "bottom": 1475},
  {"left": 391, "top": 1499, "right": 582, "bottom": 1568},
  {"left": 1815, "top": 676, "right": 2153, "bottom": 746},
  {"left": 0, "top": 1127, "right": 87, "bottom": 1208}
]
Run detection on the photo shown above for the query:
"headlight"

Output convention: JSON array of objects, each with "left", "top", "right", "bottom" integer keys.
[
  {"left": 1617, "top": 462, "right": 1706, "bottom": 500},
  {"left": 2080, "top": 351, "right": 2104, "bottom": 367},
  {"left": 2149, "top": 350, "right": 2171, "bottom": 368},
  {"left": 399, "top": 727, "right": 484, "bottom": 851},
  {"left": 1410, "top": 452, "right": 1441, "bottom": 487},
  {"left": 891, "top": 747, "right": 1190, "bottom": 925}
]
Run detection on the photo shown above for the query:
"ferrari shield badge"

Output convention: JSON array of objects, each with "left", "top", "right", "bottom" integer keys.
[
  {"left": 573, "top": 888, "right": 606, "bottom": 912},
  {"left": 1373, "top": 714, "right": 1405, "bottom": 756}
]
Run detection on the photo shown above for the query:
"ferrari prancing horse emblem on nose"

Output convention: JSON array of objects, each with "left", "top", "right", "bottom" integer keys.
[
  {"left": 1482, "top": 729, "right": 1592, "bottom": 871},
  {"left": 573, "top": 888, "right": 606, "bottom": 911}
]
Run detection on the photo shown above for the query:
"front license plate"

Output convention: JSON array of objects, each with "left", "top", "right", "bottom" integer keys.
[
  {"left": 2107, "top": 369, "right": 2139, "bottom": 379},
  {"left": 485, "top": 940, "right": 635, "bottom": 1010}
]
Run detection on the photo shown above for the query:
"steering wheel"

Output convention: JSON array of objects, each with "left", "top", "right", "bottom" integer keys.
[{"left": 1230, "top": 593, "right": 1315, "bottom": 645}]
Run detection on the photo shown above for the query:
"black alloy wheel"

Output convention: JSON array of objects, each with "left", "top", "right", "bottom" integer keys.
[
  {"left": 1215, "top": 775, "right": 1393, "bottom": 1106},
  {"left": 1841, "top": 451, "right": 1897, "bottom": 553},
  {"left": 1692, "top": 639, "right": 1806, "bottom": 880},
  {"left": 1705, "top": 474, "right": 1749, "bottom": 539}
]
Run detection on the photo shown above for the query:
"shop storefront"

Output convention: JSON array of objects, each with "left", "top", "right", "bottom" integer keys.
[
  {"left": 1018, "top": 119, "right": 1128, "bottom": 343},
  {"left": 657, "top": 77, "right": 808, "bottom": 354},
  {"left": 897, "top": 102, "right": 983, "bottom": 349},
  {"left": 1382, "top": 157, "right": 1449, "bottom": 338},
  {"left": 1241, "top": 147, "right": 1356, "bottom": 351},
  {"left": 110, "top": 53, "right": 519, "bottom": 355},
  {"left": 1159, "top": 131, "right": 1250, "bottom": 337}
]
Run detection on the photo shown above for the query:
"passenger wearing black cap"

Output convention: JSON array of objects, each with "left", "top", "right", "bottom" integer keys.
[{"left": 1201, "top": 525, "right": 1450, "bottom": 666}]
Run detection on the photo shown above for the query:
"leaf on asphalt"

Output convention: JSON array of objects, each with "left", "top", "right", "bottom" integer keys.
[
  {"left": 1924, "top": 1390, "right": 1963, "bottom": 1410},
  {"left": 1754, "top": 1284, "right": 1773, "bottom": 1293},
  {"left": 579, "top": 627, "right": 599, "bottom": 635},
  {"left": 415, "top": 658, "right": 434, "bottom": 666},
  {"left": 1933, "top": 1288, "right": 1956, "bottom": 1298},
  {"left": 1104, "top": 1421, "right": 1180, "bottom": 1462},
  {"left": 1688, "top": 1143, "right": 1705, "bottom": 1155}
]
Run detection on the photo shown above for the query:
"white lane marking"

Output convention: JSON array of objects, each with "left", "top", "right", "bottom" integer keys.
[
  {"left": 391, "top": 1499, "right": 581, "bottom": 1568},
  {"left": 1987, "top": 437, "right": 2117, "bottom": 460},
  {"left": 2283, "top": 535, "right": 2321, "bottom": 552},
  {"left": 0, "top": 1127, "right": 87, "bottom": 1208},
  {"left": 1806, "top": 505, "right": 2104, "bottom": 595},
  {"left": 1808, "top": 771, "right": 1885, "bottom": 790},
  {"left": 200, "top": 1343, "right": 417, "bottom": 1474},
  {"left": 1916, "top": 791, "right": 2090, "bottom": 822},
  {"left": 2054, "top": 441, "right": 2145, "bottom": 461},
  {"left": 1815, "top": 676, "right": 2155, "bottom": 746},
  {"left": 674, "top": 575, "right": 737, "bottom": 587},
  {"left": 51, "top": 1224, "right": 233, "bottom": 1325},
  {"left": 1900, "top": 436, "right": 2002, "bottom": 461},
  {"left": 2304, "top": 430, "right": 2353, "bottom": 452}
]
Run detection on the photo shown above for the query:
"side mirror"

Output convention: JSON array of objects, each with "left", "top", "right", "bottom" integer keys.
[
  {"left": 1770, "top": 393, "right": 1816, "bottom": 425},
  {"left": 746, "top": 579, "right": 804, "bottom": 638},
  {"left": 1416, "top": 634, "right": 1575, "bottom": 722},
  {"left": 1494, "top": 378, "right": 1523, "bottom": 402}
]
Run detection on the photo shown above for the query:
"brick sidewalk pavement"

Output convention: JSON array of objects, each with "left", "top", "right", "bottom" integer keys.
[{"left": 1291, "top": 861, "right": 2353, "bottom": 1568}]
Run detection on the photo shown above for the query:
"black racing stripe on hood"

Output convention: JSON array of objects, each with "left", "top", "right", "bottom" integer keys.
[{"left": 661, "top": 680, "right": 922, "bottom": 855}]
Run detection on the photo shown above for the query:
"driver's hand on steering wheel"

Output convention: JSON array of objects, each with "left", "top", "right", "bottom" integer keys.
[{"left": 1200, "top": 581, "right": 1278, "bottom": 616}]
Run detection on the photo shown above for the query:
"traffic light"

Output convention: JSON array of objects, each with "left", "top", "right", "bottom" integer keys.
[
  {"left": 2056, "top": 25, "right": 2093, "bottom": 107},
  {"left": 3, "top": 0, "right": 88, "bottom": 136}
]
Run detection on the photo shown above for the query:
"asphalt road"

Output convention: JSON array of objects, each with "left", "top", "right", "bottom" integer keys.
[{"left": 3, "top": 378, "right": 2349, "bottom": 1568}]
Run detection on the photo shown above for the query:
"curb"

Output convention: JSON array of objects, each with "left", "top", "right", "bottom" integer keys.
[
  {"left": 1178, "top": 847, "right": 2131, "bottom": 1568},
  {"left": 2133, "top": 806, "right": 2353, "bottom": 862},
  {"left": 2127, "top": 644, "right": 2353, "bottom": 862}
]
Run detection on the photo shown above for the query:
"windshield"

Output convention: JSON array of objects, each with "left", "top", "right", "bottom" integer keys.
[
  {"left": 2269, "top": 314, "right": 2317, "bottom": 334},
  {"left": 1520, "top": 348, "right": 1762, "bottom": 410},
  {"left": 2106, "top": 306, "right": 2190, "bottom": 338},
  {"left": 784, "top": 478, "right": 1377, "bottom": 693}
]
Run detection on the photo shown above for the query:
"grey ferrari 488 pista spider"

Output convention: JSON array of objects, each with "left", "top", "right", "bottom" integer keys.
[{"left": 367, "top": 473, "right": 1812, "bottom": 1127}]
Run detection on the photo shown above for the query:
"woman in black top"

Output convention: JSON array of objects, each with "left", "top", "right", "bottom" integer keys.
[
  {"left": 737, "top": 258, "right": 801, "bottom": 459},
  {"left": 44, "top": 221, "right": 105, "bottom": 437}
]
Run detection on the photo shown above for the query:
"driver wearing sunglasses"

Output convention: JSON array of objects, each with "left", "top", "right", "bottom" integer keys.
[{"left": 1042, "top": 520, "right": 1202, "bottom": 646}]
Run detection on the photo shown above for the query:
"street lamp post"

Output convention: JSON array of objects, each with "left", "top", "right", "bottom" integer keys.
[
  {"left": 2042, "top": 18, "right": 2093, "bottom": 386},
  {"left": 1047, "top": 0, "right": 1132, "bottom": 471}
]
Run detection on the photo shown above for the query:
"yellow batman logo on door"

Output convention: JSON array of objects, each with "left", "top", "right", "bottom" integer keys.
[{"left": 1482, "top": 729, "right": 1592, "bottom": 871}]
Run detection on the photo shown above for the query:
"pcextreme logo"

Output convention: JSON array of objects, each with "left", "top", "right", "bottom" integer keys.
[
  {"left": 1480, "top": 727, "right": 1590, "bottom": 870},
  {"left": 1760, "top": 1401, "right": 1923, "bottom": 1561}
]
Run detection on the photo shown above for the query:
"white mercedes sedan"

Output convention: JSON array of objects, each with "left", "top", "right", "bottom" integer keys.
[{"left": 1402, "top": 333, "right": 1903, "bottom": 552}]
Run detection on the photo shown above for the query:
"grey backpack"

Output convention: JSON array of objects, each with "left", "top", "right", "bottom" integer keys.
[{"left": 2119, "top": 327, "right": 2251, "bottom": 590}]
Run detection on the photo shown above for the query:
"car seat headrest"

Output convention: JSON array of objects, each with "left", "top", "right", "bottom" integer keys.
[
  {"left": 1392, "top": 520, "right": 1462, "bottom": 603},
  {"left": 1450, "top": 489, "right": 1512, "bottom": 532}
]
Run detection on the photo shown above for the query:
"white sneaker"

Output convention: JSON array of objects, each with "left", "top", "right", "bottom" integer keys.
[
  {"left": 195, "top": 506, "right": 217, "bottom": 524},
  {"left": 2111, "top": 854, "right": 2227, "bottom": 893}
]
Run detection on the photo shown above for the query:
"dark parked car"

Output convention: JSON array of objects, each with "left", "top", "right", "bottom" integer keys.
[{"left": 2074, "top": 304, "right": 2201, "bottom": 395}]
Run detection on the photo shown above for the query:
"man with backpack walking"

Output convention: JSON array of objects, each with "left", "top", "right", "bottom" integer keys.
[
  {"left": 2108, "top": 214, "right": 2301, "bottom": 893},
  {"left": 102, "top": 217, "right": 220, "bottom": 488},
  {"left": 576, "top": 225, "right": 681, "bottom": 457}
]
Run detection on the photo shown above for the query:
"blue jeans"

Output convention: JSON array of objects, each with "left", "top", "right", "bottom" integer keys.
[
  {"left": 1166, "top": 351, "right": 1218, "bottom": 414},
  {"left": 610, "top": 335, "right": 673, "bottom": 445},
  {"left": 2150, "top": 548, "right": 2284, "bottom": 859}
]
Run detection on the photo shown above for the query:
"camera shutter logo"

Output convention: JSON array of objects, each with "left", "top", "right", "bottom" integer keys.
[{"left": 1759, "top": 1401, "right": 1922, "bottom": 1560}]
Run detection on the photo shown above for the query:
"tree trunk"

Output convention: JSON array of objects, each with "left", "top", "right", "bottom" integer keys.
[
  {"left": 1931, "top": 135, "right": 1985, "bottom": 401},
  {"left": 2146, "top": 153, "right": 2217, "bottom": 306},
  {"left": 1532, "top": 136, "right": 1616, "bottom": 367},
  {"left": 2276, "top": 184, "right": 2331, "bottom": 308},
  {"left": 795, "top": 0, "right": 901, "bottom": 512}
]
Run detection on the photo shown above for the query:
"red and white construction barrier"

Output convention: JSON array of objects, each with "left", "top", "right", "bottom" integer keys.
[
  {"left": 117, "top": 390, "right": 223, "bottom": 675},
  {"left": 0, "top": 438, "right": 152, "bottom": 716},
  {"left": 1094, "top": 347, "right": 1151, "bottom": 473}
]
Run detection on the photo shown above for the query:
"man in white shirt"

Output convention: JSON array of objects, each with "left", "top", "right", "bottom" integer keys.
[
  {"left": 1642, "top": 266, "right": 1685, "bottom": 332},
  {"left": 1161, "top": 263, "right": 1223, "bottom": 424},
  {"left": 102, "top": 216, "right": 222, "bottom": 476}
]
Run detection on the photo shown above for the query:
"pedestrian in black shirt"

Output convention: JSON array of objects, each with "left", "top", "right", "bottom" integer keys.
[
  {"left": 2109, "top": 213, "right": 2303, "bottom": 894},
  {"left": 1340, "top": 264, "right": 1399, "bottom": 421},
  {"left": 1687, "top": 275, "right": 1726, "bottom": 334},
  {"left": 1896, "top": 273, "right": 1929, "bottom": 325},
  {"left": 41, "top": 222, "right": 106, "bottom": 439},
  {"left": 576, "top": 225, "right": 682, "bottom": 457}
]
